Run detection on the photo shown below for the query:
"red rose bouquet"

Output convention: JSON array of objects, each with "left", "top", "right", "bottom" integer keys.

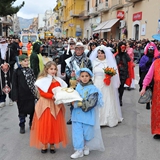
[{"left": 103, "top": 67, "right": 117, "bottom": 86}]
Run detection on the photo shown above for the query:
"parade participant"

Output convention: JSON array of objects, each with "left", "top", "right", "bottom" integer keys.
[
  {"left": 125, "top": 41, "right": 135, "bottom": 90},
  {"left": 115, "top": 42, "right": 131, "bottom": 106},
  {"left": 11, "top": 54, "right": 37, "bottom": 134},
  {"left": 70, "top": 68, "right": 105, "bottom": 159},
  {"left": 140, "top": 57, "right": 160, "bottom": 139},
  {"left": 92, "top": 45, "right": 123, "bottom": 127},
  {"left": 139, "top": 42, "right": 159, "bottom": 109},
  {"left": 18, "top": 39, "right": 23, "bottom": 55},
  {"left": 30, "top": 41, "right": 44, "bottom": 78},
  {"left": 60, "top": 38, "right": 76, "bottom": 85},
  {"left": 30, "top": 61, "right": 68, "bottom": 153},
  {"left": 65, "top": 42, "right": 92, "bottom": 125},
  {"left": 87, "top": 42, "right": 99, "bottom": 59},
  {"left": 0, "top": 37, "right": 16, "bottom": 107},
  {"left": 27, "top": 41, "right": 32, "bottom": 56}
]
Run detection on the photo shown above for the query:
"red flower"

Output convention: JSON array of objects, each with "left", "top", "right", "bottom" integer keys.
[{"left": 103, "top": 75, "right": 111, "bottom": 86}]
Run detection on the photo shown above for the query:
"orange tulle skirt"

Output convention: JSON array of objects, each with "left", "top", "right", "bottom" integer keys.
[{"left": 30, "top": 106, "right": 68, "bottom": 149}]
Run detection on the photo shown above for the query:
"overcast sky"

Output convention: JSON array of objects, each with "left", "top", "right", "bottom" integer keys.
[{"left": 13, "top": 0, "right": 57, "bottom": 19}]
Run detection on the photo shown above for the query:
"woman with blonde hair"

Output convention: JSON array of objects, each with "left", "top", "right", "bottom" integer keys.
[{"left": 30, "top": 61, "right": 68, "bottom": 153}]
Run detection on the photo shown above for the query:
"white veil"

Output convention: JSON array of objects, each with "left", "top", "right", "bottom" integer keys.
[
  {"left": 91, "top": 45, "right": 120, "bottom": 88},
  {"left": 89, "top": 47, "right": 100, "bottom": 61}
]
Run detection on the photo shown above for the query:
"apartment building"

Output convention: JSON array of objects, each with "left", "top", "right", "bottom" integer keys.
[
  {"left": 53, "top": 0, "right": 160, "bottom": 40},
  {"left": 54, "top": 0, "right": 85, "bottom": 38},
  {"left": 0, "top": 16, "right": 14, "bottom": 37},
  {"left": 80, "top": 0, "right": 160, "bottom": 40}
]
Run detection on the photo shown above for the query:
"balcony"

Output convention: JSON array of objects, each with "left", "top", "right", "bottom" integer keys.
[
  {"left": 126, "top": 0, "right": 142, "bottom": 2},
  {"left": 60, "top": 17, "right": 66, "bottom": 23},
  {"left": 111, "top": 0, "right": 122, "bottom": 6},
  {"left": 59, "top": 1, "right": 66, "bottom": 9},
  {"left": 111, "top": 0, "right": 123, "bottom": 9},
  {"left": 89, "top": 7, "right": 98, "bottom": 16},
  {"left": 79, "top": 10, "right": 89, "bottom": 20},
  {"left": 70, "top": 10, "right": 80, "bottom": 17},
  {"left": 97, "top": 2, "right": 109, "bottom": 12}
]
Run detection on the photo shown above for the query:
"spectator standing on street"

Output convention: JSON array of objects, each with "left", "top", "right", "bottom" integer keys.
[
  {"left": 12, "top": 38, "right": 20, "bottom": 67},
  {"left": 30, "top": 61, "right": 68, "bottom": 153},
  {"left": 70, "top": 68, "right": 105, "bottom": 159},
  {"left": 27, "top": 41, "right": 32, "bottom": 56},
  {"left": 11, "top": 54, "right": 37, "bottom": 134},
  {"left": 18, "top": 39, "right": 23, "bottom": 55}
]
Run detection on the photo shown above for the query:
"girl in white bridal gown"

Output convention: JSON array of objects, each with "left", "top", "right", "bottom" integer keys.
[{"left": 91, "top": 45, "right": 123, "bottom": 127}]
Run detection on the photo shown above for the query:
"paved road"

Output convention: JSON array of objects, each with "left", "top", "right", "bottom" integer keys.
[{"left": 0, "top": 65, "right": 159, "bottom": 160}]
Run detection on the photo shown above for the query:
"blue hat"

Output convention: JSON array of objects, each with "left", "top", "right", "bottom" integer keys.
[{"left": 76, "top": 68, "right": 93, "bottom": 77}]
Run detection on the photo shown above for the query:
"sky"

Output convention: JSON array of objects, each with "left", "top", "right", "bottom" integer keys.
[{"left": 13, "top": 0, "right": 57, "bottom": 19}]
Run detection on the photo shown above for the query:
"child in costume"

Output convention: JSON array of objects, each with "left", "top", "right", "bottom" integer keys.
[
  {"left": 11, "top": 54, "right": 37, "bottom": 134},
  {"left": 30, "top": 61, "right": 68, "bottom": 154},
  {"left": 70, "top": 68, "right": 105, "bottom": 159}
]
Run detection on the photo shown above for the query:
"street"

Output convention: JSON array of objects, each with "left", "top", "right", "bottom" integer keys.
[{"left": 0, "top": 65, "right": 159, "bottom": 160}]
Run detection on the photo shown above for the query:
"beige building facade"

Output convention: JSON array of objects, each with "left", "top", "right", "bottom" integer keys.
[{"left": 81, "top": 0, "right": 160, "bottom": 40}]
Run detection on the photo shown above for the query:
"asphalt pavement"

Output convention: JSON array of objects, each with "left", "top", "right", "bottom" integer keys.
[{"left": 0, "top": 65, "right": 160, "bottom": 160}]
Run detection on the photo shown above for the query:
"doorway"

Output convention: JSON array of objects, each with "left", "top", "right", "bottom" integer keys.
[{"left": 134, "top": 24, "right": 139, "bottom": 40}]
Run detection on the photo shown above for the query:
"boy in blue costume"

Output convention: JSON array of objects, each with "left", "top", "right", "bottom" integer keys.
[{"left": 70, "top": 68, "right": 105, "bottom": 159}]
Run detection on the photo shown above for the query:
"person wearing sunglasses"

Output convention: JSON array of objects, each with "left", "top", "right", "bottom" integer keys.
[{"left": 139, "top": 42, "right": 159, "bottom": 109}]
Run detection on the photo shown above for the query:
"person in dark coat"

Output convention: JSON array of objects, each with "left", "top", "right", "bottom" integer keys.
[
  {"left": 30, "top": 41, "right": 44, "bottom": 78},
  {"left": 60, "top": 38, "right": 76, "bottom": 86},
  {"left": 0, "top": 38, "right": 16, "bottom": 108},
  {"left": 11, "top": 54, "right": 37, "bottom": 134},
  {"left": 139, "top": 42, "right": 159, "bottom": 109},
  {"left": 115, "top": 42, "right": 131, "bottom": 106}
]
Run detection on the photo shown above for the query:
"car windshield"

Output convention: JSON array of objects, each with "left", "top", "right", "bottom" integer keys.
[
  {"left": 30, "top": 36, "right": 37, "bottom": 42},
  {"left": 22, "top": 35, "right": 37, "bottom": 43}
]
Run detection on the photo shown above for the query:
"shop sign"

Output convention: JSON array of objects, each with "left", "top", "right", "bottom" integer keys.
[
  {"left": 117, "top": 11, "right": 125, "bottom": 20},
  {"left": 76, "top": 32, "right": 81, "bottom": 37},
  {"left": 133, "top": 12, "right": 142, "bottom": 21}
]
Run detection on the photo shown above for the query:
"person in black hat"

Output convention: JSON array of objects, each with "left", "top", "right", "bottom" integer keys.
[{"left": 11, "top": 54, "right": 37, "bottom": 134}]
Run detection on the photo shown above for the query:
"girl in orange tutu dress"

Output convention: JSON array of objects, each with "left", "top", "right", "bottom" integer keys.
[{"left": 30, "top": 61, "right": 68, "bottom": 153}]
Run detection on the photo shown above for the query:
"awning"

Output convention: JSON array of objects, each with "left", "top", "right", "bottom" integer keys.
[{"left": 93, "top": 18, "right": 119, "bottom": 33}]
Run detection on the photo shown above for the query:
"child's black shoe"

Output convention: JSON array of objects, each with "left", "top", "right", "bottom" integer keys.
[
  {"left": 41, "top": 149, "right": 48, "bottom": 153},
  {"left": 20, "top": 126, "right": 25, "bottom": 134}
]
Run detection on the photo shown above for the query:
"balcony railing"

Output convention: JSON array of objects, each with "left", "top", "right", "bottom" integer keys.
[
  {"left": 111, "top": 0, "right": 122, "bottom": 6},
  {"left": 89, "top": 7, "right": 98, "bottom": 15},
  {"left": 79, "top": 10, "right": 89, "bottom": 17},
  {"left": 97, "top": 2, "right": 109, "bottom": 11},
  {"left": 59, "top": 1, "right": 66, "bottom": 8},
  {"left": 70, "top": 10, "right": 81, "bottom": 17},
  {"left": 126, "top": 0, "right": 142, "bottom": 2},
  {"left": 60, "top": 17, "right": 66, "bottom": 22},
  {"left": 79, "top": 10, "right": 89, "bottom": 20}
]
